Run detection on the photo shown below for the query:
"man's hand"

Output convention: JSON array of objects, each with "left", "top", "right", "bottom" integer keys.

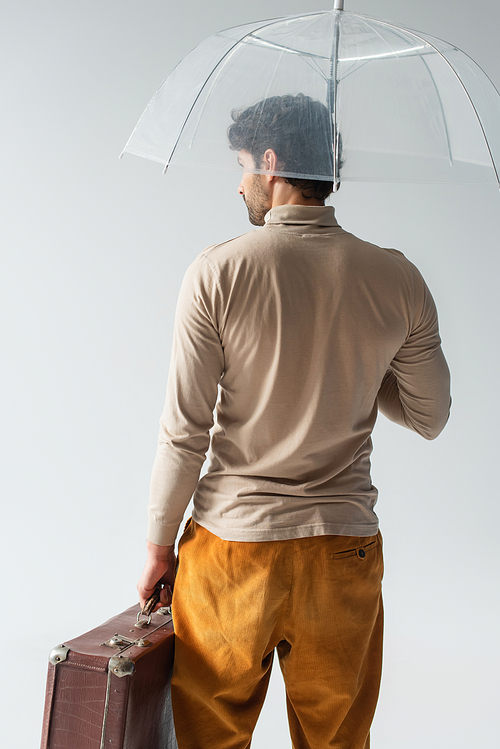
[{"left": 137, "top": 540, "right": 177, "bottom": 612}]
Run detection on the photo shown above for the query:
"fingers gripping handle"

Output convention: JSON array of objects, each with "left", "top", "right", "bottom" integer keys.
[{"left": 136, "top": 582, "right": 163, "bottom": 627}]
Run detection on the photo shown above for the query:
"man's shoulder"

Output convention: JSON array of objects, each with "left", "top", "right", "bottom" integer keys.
[
  {"left": 193, "top": 229, "right": 270, "bottom": 278},
  {"left": 201, "top": 229, "right": 265, "bottom": 260},
  {"left": 349, "top": 232, "right": 422, "bottom": 271}
]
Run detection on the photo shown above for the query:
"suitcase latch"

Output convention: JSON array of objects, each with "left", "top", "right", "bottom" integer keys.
[{"left": 102, "top": 633, "right": 151, "bottom": 649}]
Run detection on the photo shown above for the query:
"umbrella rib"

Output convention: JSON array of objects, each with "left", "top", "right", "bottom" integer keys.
[
  {"left": 355, "top": 15, "right": 500, "bottom": 187},
  {"left": 363, "top": 21, "right": 454, "bottom": 165},
  {"left": 337, "top": 46, "right": 434, "bottom": 81},
  {"left": 299, "top": 54, "right": 329, "bottom": 81},
  {"left": 217, "top": 9, "right": 322, "bottom": 38},
  {"left": 337, "top": 58, "right": 372, "bottom": 82},
  {"left": 250, "top": 50, "right": 287, "bottom": 161},
  {"left": 184, "top": 45, "right": 241, "bottom": 151},
  {"left": 121, "top": 10, "right": 327, "bottom": 165},
  {"left": 310, "top": 57, "right": 330, "bottom": 80},
  {"left": 418, "top": 55, "right": 453, "bottom": 166},
  {"left": 245, "top": 34, "right": 331, "bottom": 62},
  {"left": 163, "top": 17, "right": 306, "bottom": 172},
  {"left": 246, "top": 33, "right": 332, "bottom": 81},
  {"left": 354, "top": 16, "right": 426, "bottom": 64},
  {"left": 428, "top": 48, "right": 500, "bottom": 186},
  {"left": 409, "top": 32, "right": 500, "bottom": 185}
]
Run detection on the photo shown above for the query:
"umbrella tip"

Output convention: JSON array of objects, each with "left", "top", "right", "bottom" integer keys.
[{"left": 333, "top": 0, "right": 344, "bottom": 9}]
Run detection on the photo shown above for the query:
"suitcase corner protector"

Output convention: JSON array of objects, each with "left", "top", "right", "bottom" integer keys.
[
  {"left": 49, "top": 644, "right": 70, "bottom": 665},
  {"left": 108, "top": 654, "right": 135, "bottom": 678}
]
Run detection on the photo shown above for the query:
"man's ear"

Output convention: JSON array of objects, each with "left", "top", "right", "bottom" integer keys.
[{"left": 261, "top": 148, "right": 279, "bottom": 176}]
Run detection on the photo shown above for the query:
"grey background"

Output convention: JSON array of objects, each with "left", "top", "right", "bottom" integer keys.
[{"left": 1, "top": 1, "right": 499, "bottom": 747}]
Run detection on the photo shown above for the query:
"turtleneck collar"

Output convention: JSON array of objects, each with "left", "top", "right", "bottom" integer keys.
[{"left": 263, "top": 204, "right": 339, "bottom": 228}]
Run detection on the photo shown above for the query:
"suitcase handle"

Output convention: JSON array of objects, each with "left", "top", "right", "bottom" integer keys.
[{"left": 136, "top": 582, "right": 163, "bottom": 627}]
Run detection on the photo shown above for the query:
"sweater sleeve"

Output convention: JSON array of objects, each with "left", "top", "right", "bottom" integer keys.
[
  {"left": 147, "top": 254, "right": 224, "bottom": 545},
  {"left": 377, "top": 273, "right": 451, "bottom": 440}
]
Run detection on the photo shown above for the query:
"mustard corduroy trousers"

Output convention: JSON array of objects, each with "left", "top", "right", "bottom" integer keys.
[{"left": 171, "top": 520, "right": 384, "bottom": 749}]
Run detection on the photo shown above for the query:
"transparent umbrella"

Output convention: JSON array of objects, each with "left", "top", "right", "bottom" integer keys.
[{"left": 120, "top": 1, "right": 500, "bottom": 190}]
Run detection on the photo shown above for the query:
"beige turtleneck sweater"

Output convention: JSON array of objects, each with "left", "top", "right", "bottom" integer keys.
[{"left": 147, "top": 205, "right": 451, "bottom": 545}]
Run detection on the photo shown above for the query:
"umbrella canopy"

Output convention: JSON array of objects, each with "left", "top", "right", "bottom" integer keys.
[{"left": 121, "top": 5, "right": 500, "bottom": 189}]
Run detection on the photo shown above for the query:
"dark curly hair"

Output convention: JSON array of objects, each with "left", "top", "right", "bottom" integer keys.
[{"left": 228, "top": 94, "right": 340, "bottom": 200}]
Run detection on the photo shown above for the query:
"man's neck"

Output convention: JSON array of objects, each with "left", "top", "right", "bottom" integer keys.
[{"left": 268, "top": 180, "right": 325, "bottom": 209}]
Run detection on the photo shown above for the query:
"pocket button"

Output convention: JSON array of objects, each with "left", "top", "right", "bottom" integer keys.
[{"left": 358, "top": 549, "right": 366, "bottom": 559}]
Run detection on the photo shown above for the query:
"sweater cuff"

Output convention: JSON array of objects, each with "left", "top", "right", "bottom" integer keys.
[{"left": 147, "top": 514, "right": 180, "bottom": 547}]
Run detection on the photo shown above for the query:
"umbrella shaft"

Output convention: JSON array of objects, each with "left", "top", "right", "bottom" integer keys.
[
  {"left": 330, "top": 11, "right": 342, "bottom": 190},
  {"left": 333, "top": 0, "right": 344, "bottom": 10}
]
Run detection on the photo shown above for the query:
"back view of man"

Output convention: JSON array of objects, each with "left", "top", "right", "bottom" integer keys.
[{"left": 137, "top": 94, "right": 451, "bottom": 749}]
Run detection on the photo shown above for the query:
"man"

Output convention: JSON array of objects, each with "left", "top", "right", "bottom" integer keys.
[{"left": 137, "top": 94, "right": 451, "bottom": 749}]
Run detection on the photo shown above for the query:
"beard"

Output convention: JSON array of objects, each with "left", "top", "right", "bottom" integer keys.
[{"left": 243, "top": 175, "right": 271, "bottom": 226}]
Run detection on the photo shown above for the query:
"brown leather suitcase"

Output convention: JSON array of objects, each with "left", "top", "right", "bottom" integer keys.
[{"left": 40, "top": 602, "right": 177, "bottom": 749}]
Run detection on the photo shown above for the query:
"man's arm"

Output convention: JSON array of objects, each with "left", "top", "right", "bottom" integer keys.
[
  {"left": 148, "top": 254, "right": 224, "bottom": 543},
  {"left": 137, "top": 254, "right": 224, "bottom": 607},
  {"left": 378, "top": 275, "right": 451, "bottom": 440}
]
